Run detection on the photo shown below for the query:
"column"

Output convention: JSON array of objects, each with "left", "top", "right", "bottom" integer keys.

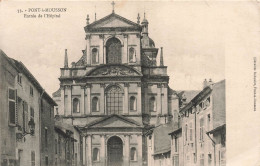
[
  {"left": 82, "top": 136, "right": 86, "bottom": 165},
  {"left": 81, "top": 86, "right": 85, "bottom": 115},
  {"left": 137, "top": 83, "right": 142, "bottom": 114},
  {"left": 136, "top": 34, "right": 141, "bottom": 64},
  {"left": 124, "top": 135, "right": 130, "bottom": 166},
  {"left": 60, "top": 86, "right": 65, "bottom": 115},
  {"left": 100, "top": 84, "right": 105, "bottom": 114},
  {"left": 87, "top": 135, "right": 92, "bottom": 166},
  {"left": 123, "top": 34, "right": 128, "bottom": 63},
  {"left": 162, "top": 84, "right": 168, "bottom": 115},
  {"left": 100, "top": 135, "right": 106, "bottom": 165},
  {"left": 123, "top": 83, "right": 129, "bottom": 114},
  {"left": 67, "top": 85, "right": 72, "bottom": 116},
  {"left": 137, "top": 134, "right": 143, "bottom": 166},
  {"left": 144, "top": 83, "right": 148, "bottom": 114},
  {"left": 157, "top": 84, "right": 162, "bottom": 114},
  {"left": 86, "top": 84, "right": 91, "bottom": 114}
]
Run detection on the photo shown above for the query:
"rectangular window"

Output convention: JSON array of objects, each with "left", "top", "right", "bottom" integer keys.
[
  {"left": 8, "top": 88, "right": 16, "bottom": 125},
  {"left": 175, "top": 138, "right": 178, "bottom": 152},
  {"left": 31, "top": 151, "right": 35, "bottom": 166},
  {"left": 185, "top": 124, "right": 188, "bottom": 142},
  {"left": 23, "top": 101, "right": 29, "bottom": 132},
  {"left": 200, "top": 154, "right": 204, "bottom": 166},
  {"left": 30, "top": 86, "right": 34, "bottom": 96},
  {"left": 30, "top": 107, "right": 34, "bottom": 120},
  {"left": 207, "top": 114, "right": 211, "bottom": 131},
  {"left": 45, "top": 128, "right": 48, "bottom": 148},
  {"left": 208, "top": 154, "right": 212, "bottom": 166},
  {"left": 189, "top": 122, "right": 193, "bottom": 141},
  {"left": 17, "top": 74, "right": 22, "bottom": 85},
  {"left": 55, "top": 139, "right": 57, "bottom": 154},
  {"left": 58, "top": 137, "right": 61, "bottom": 154},
  {"left": 45, "top": 156, "right": 48, "bottom": 166},
  {"left": 200, "top": 118, "right": 204, "bottom": 141}
]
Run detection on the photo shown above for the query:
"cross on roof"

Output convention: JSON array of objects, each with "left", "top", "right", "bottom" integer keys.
[{"left": 111, "top": 1, "right": 115, "bottom": 13}]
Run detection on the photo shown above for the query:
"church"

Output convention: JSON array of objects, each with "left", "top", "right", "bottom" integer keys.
[{"left": 53, "top": 3, "right": 179, "bottom": 166}]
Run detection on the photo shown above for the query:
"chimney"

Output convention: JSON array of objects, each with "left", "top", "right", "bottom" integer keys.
[{"left": 203, "top": 79, "right": 208, "bottom": 89}]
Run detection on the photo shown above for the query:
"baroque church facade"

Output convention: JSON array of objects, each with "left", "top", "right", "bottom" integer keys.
[{"left": 53, "top": 7, "right": 179, "bottom": 166}]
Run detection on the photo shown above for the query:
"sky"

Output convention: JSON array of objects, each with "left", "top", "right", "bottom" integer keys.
[
  {"left": 0, "top": 1, "right": 228, "bottom": 95},
  {"left": 0, "top": 1, "right": 260, "bottom": 163}
]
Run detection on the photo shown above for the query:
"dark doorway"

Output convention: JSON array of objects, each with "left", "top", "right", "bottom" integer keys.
[
  {"left": 106, "top": 38, "right": 122, "bottom": 64},
  {"left": 107, "top": 136, "right": 123, "bottom": 166}
]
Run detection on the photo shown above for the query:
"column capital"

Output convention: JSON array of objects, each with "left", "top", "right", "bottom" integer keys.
[
  {"left": 64, "top": 85, "right": 71, "bottom": 89},
  {"left": 123, "top": 33, "right": 128, "bottom": 38},
  {"left": 85, "top": 83, "right": 92, "bottom": 88},
  {"left": 60, "top": 85, "right": 65, "bottom": 89},
  {"left": 157, "top": 83, "right": 162, "bottom": 88},
  {"left": 124, "top": 83, "right": 130, "bottom": 87},
  {"left": 137, "top": 82, "right": 142, "bottom": 87},
  {"left": 80, "top": 85, "right": 85, "bottom": 89},
  {"left": 162, "top": 83, "right": 168, "bottom": 88},
  {"left": 136, "top": 33, "right": 141, "bottom": 38},
  {"left": 143, "top": 83, "right": 148, "bottom": 88},
  {"left": 100, "top": 83, "right": 106, "bottom": 88},
  {"left": 86, "top": 34, "right": 91, "bottom": 39},
  {"left": 99, "top": 34, "right": 104, "bottom": 39}
]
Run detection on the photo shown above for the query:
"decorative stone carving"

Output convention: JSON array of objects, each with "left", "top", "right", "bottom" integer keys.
[
  {"left": 137, "top": 82, "right": 142, "bottom": 87},
  {"left": 157, "top": 83, "right": 162, "bottom": 88},
  {"left": 136, "top": 33, "right": 140, "bottom": 38},
  {"left": 89, "top": 66, "right": 140, "bottom": 76},
  {"left": 123, "top": 34, "right": 128, "bottom": 38}
]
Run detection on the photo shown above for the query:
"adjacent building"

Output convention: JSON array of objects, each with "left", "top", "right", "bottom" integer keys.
[
  {"left": 169, "top": 79, "right": 226, "bottom": 166},
  {"left": 0, "top": 50, "right": 57, "bottom": 166}
]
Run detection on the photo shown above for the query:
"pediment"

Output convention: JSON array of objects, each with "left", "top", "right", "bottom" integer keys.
[
  {"left": 86, "top": 65, "right": 142, "bottom": 77},
  {"left": 85, "top": 13, "right": 141, "bottom": 31},
  {"left": 86, "top": 115, "right": 142, "bottom": 128}
]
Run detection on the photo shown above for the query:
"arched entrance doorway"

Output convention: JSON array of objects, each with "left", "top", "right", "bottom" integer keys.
[
  {"left": 107, "top": 136, "right": 123, "bottom": 166},
  {"left": 106, "top": 37, "right": 122, "bottom": 64}
]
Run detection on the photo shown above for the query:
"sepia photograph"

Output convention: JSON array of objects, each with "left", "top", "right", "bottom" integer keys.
[{"left": 0, "top": 1, "right": 259, "bottom": 166}]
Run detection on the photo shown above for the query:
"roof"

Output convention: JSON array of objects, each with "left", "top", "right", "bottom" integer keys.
[
  {"left": 0, "top": 50, "right": 57, "bottom": 106},
  {"left": 153, "top": 123, "right": 173, "bottom": 155},
  {"left": 84, "top": 12, "right": 142, "bottom": 32},
  {"left": 206, "top": 124, "right": 226, "bottom": 134},
  {"left": 169, "top": 127, "right": 182, "bottom": 136},
  {"left": 52, "top": 88, "right": 61, "bottom": 97},
  {"left": 177, "top": 90, "right": 200, "bottom": 104}
]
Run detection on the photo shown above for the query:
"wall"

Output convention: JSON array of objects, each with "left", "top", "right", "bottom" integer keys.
[{"left": 0, "top": 53, "right": 18, "bottom": 166}]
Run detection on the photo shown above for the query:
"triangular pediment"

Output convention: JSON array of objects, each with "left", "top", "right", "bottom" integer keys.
[
  {"left": 86, "top": 115, "right": 142, "bottom": 128},
  {"left": 85, "top": 13, "right": 142, "bottom": 31}
]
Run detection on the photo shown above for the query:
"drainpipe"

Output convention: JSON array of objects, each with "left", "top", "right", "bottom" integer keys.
[
  {"left": 39, "top": 89, "right": 45, "bottom": 166},
  {"left": 206, "top": 133, "right": 216, "bottom": 166}
]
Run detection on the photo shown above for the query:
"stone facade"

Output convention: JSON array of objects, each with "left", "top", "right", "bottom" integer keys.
[{"left": 53, "top": 10, "right": 178, "bottom": 166}]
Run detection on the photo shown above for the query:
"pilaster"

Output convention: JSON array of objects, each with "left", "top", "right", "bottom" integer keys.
[
  {"left": 60, "top": 86, "right": 65, "bottom": 115},
  {"left": 100, "top": 135, "right": 106, "bottom": 165},
  {"left": 100, "top": 84, "right": 105, "bottom": 114},
  {"left": 137, "top": 134, "right": 143, "bottom": 166},
  {"left": 124, "top": 134, "right": 130, "bottom": 166},
  {"left": 137, "top": 83, "right": 142, "bottom": 114},
  {"left": 65, "top": 85, "right": 72, "bottom": 116},
  {"left": 123, "top": 34, "right": 128, "bottom": 64},
  {"left": 81, "top": 86, "right": 85, "bottom": 115},
  {"left": 86, "top": 84, "right": 91, "bottom": 114},
  {"left": 86, "top": 135, "right": 92, "bottom": 166},
  {"left": 123, "top": 83, "right": 129, "bottom": 114}
]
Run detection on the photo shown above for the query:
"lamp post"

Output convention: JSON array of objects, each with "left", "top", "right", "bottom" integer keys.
[{"left": 16, "top": 118, "right": 35, "bottom": 141}]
